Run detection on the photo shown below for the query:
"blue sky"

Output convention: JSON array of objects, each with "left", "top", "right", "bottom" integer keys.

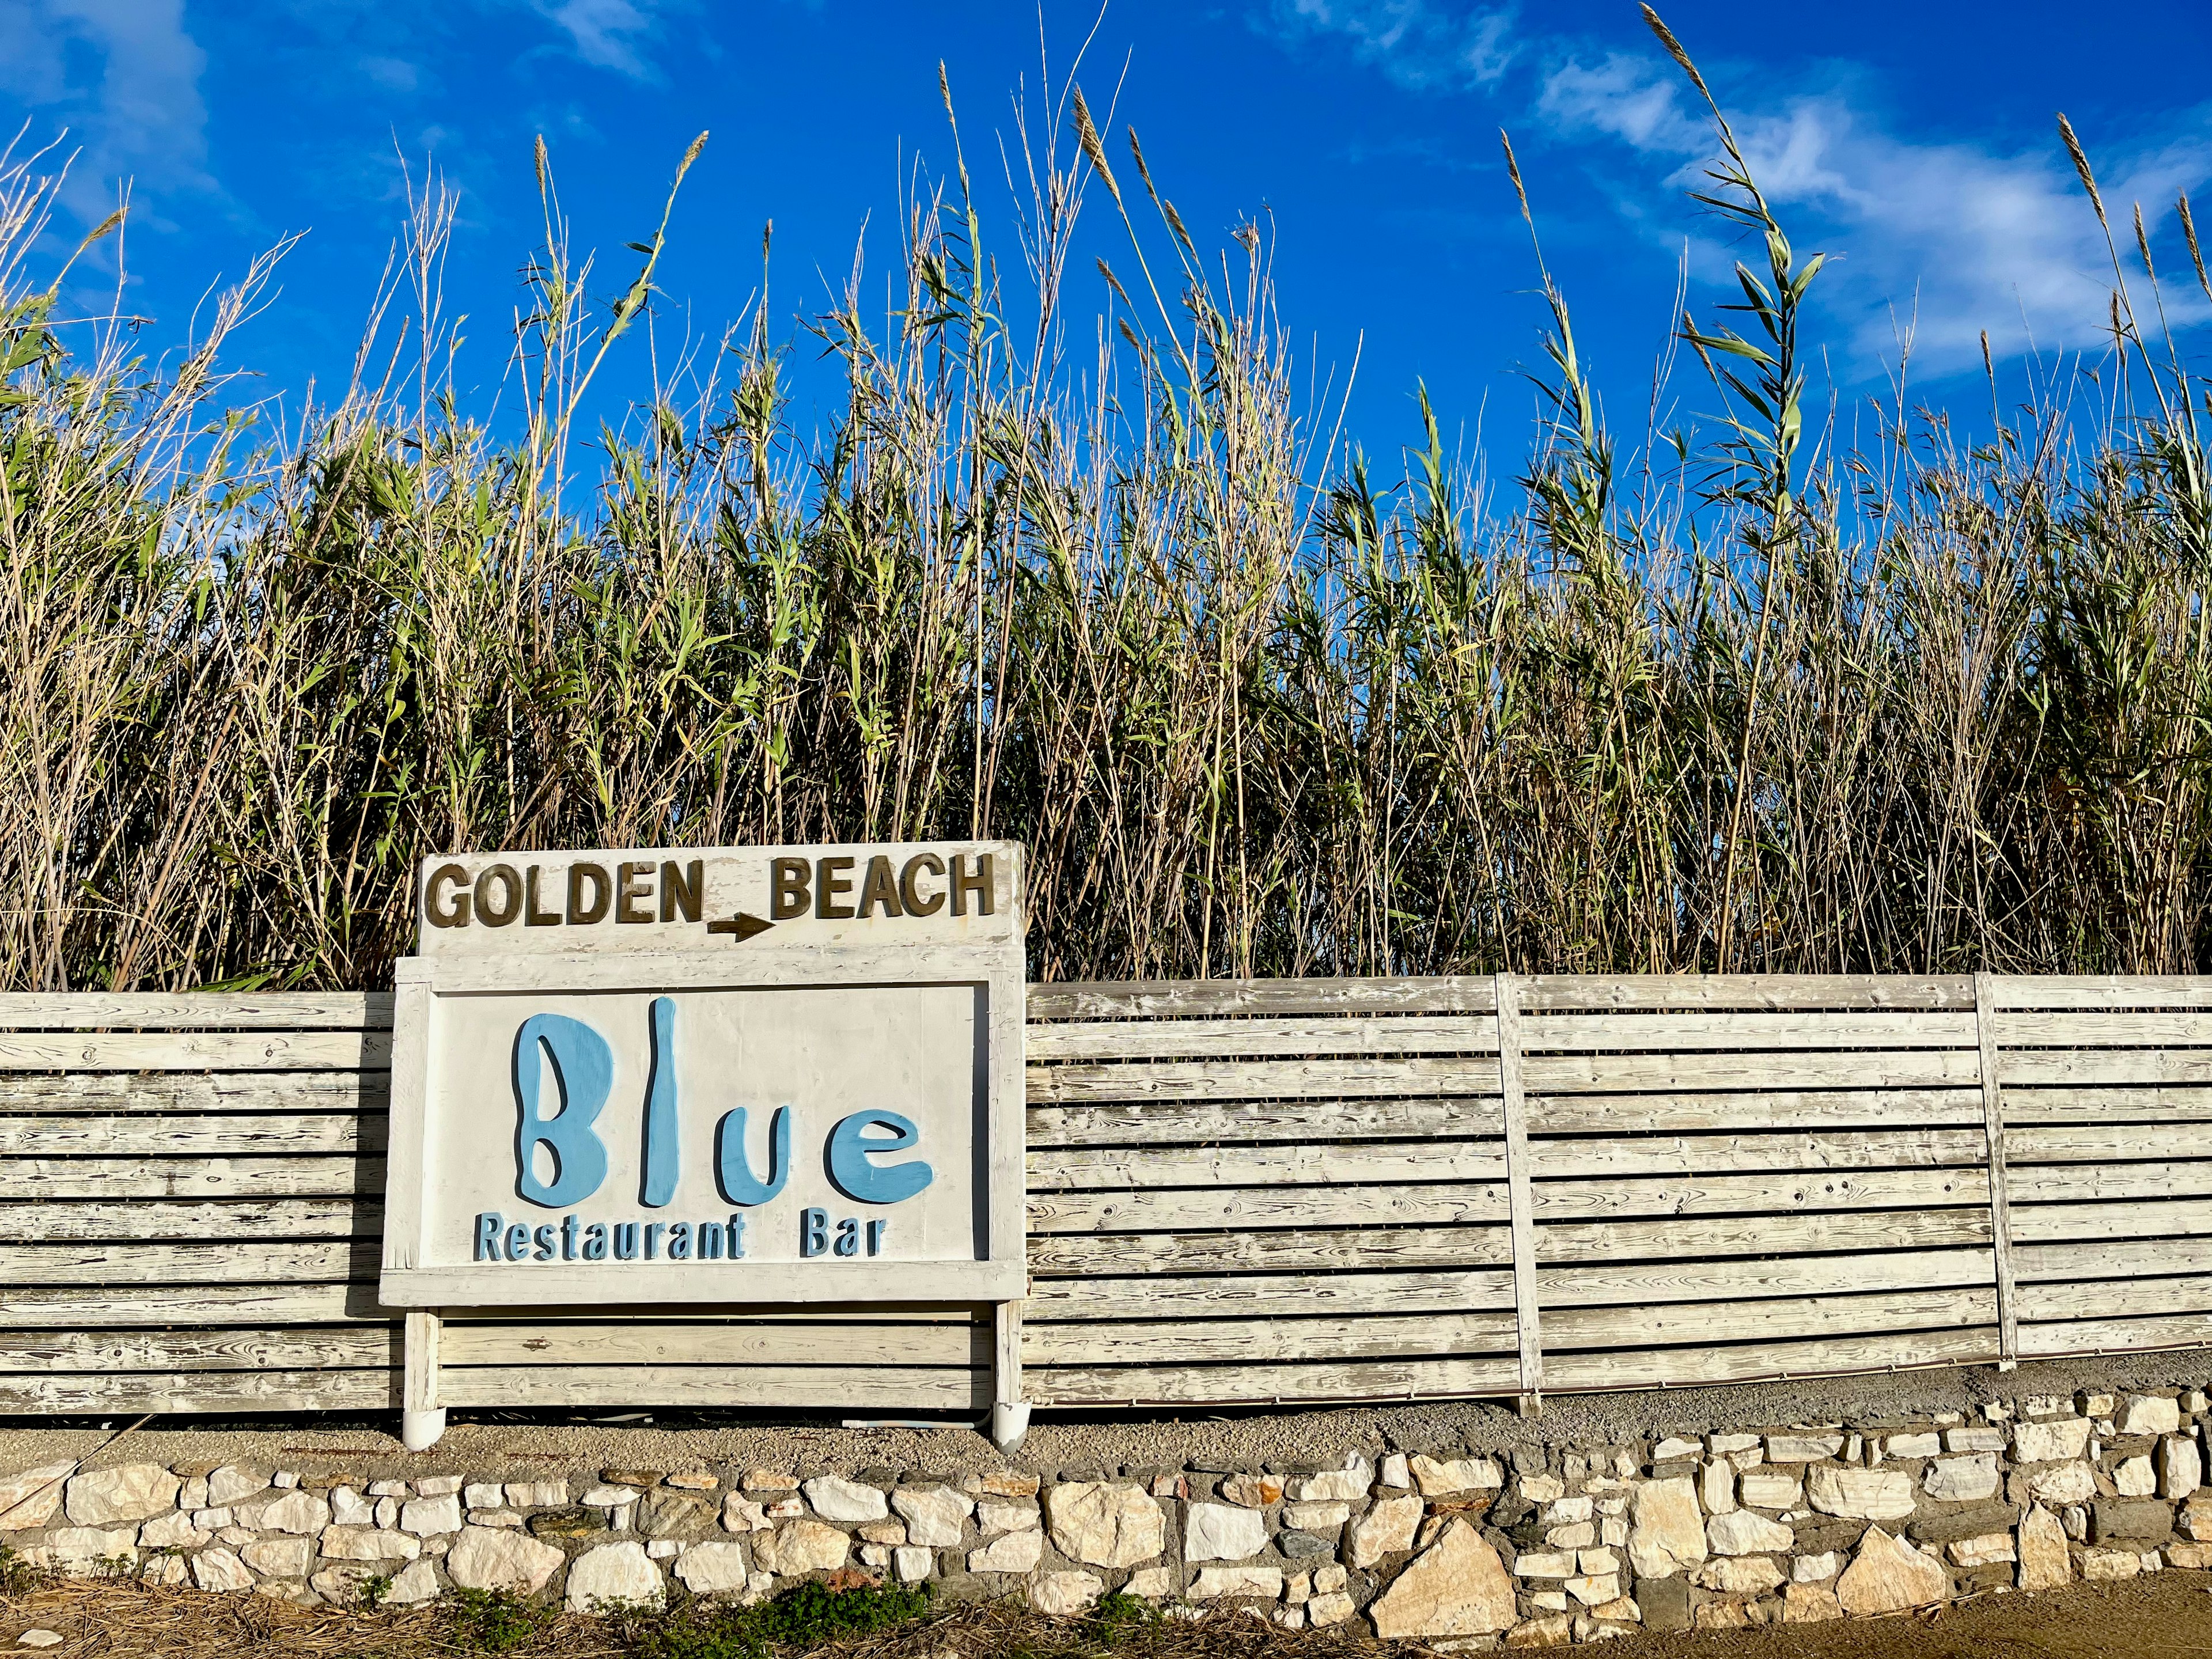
[{"left": 4, "top": 0, "right": 2210, "bottom": 461}]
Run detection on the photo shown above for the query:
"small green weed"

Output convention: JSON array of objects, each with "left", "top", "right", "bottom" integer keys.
[
  {"left": 357, "top": 1571, "right": 394, "bottom": 1612},
  {"left": 1086, "top": 1591, "right": 1157, "bottom": 1638},
  {"left": 623, "top": 1582, "right": 934, "bottom": 1659},
  {"left": 0, "top": 1545, "right": 41, "bottom": 1600},
  {"left": 448, "top": 1586, "right": 557, "bottom": 1653}
]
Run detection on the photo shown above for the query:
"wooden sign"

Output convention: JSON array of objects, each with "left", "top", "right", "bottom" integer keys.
[{"left": 379, "top": 842, "right": 1025, "bottom": 1314}]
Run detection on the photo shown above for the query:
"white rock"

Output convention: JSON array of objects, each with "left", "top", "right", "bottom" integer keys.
[
  {"left": 977, "top": 1500, "right": 1039, "bottom": 1535},
  {"left": 1408, "top": 1455, "right": 1504, "bottom": 1496},
  {"left": 1791, "top": 1552, "right": 1840, "bottom": 1582},
  {"left": 1652, "top": 1437, "right": 1702, "bottom": 1461},
  {"left": 1184, "top": 1502, "right": 1268, "bottom": 1563},
  {"left": 1044, "top": 1483, "right": 1165, "bottom": 1569},
  {"left": 243, "top": 1538, "right": 312, "bottom": 1577},
  {"left": 1886, "top": 1433, "right": 1942, "bottom": 1459},
  {"left": 1368, "top": 1521, "right": 1516, "bottom": 1638},
  {"left": 759, "top": 1520, "right": 849, "bottom": 1575},
  {"left": 720, "top": 1495, "right": 769, "bottom": 1533},
  {"left": 1945, "top": 1428, "right": 2008, "bottom": 1453},
  {"left": 2018, "top": 1505, "right": 2072, "bottom": 1590},
  {"left": 967, "top": 1530, "right": 1044, "bottom": 1574},
  {"left": 1380, "top": 1454, "right": 1411, "bottom": 1488},
  {"left": 0, "top": 1463, "right": 74, "bottom": 1530},
  {"left": 1626, "top": 1478, "right": 1706, "bottom": 1578},
  {"left": 63, "top": 1465, "right": 178, "bottom": 1526},
  {"left": 16, "top": 1633, "right": 63, "bottom": 1648},
  {"left": 2160, "top": 1436, "right": 2203, "bottom": 1498},
  {"left": 1347, "top": 1493, "right": 1422, "bottom": 1567},
  {"left": 329, "top": 1488, "right": 374, "bottom": 1527},
  {"left": 1282, "top": 1501, "right": 1350, "bottom": 1531},
  {"left": 238, "top": 1489, "right": 329, "bottom": 1536},
  {"left": 1737, "top": 1472, "right": 1802, "bottom": 1510},
  {"left": 1707, "top": 1510, "right": 1794, "bottom": 1554},
  {"left": 567, "top": 1542, "right": 664, "bottom": 1612},
  {"left": 39, "top": 1527, "right": 138, "bottom": 1574},
  {"left": 191, "top": 1549, "right": 254, "bottom": 1593},
  {"left": 1700, "top": 1463, "right": 1735, "bottom": 1515},
  {"left": 1949, "top": 1533, "right": 2014, "bottom": 1568},
  {"left": 675, "top": 1543, "right": 751, "bottom": 1596},
  {"left": 2116, "top": 1457, "right": 2157, "bottom": 1497},
  {"left": 320, "top": 1526, "right": 421, "bottom": 1562},
  {"left": 893, "top": 1546, "right": 933, "bottom": 1583},
  {"left": 402, "top": 1495, "right": 463, "bottom": 1535},
  {"left": 1835, "top": 1530, "right": 1950, "bottom": 1616},
  {"left": 1031, "top": 1571, "right": 1104, "bottom": 1616},
  {"left": 445, "top": 1525, "right": 565, "bottom": 1593},
  {"left": 1125, "top": 1566, "right": 1176, "bottom": 1598},
  {"left": 366, "top": 1481, "right": 409, "bottom": 1499},
  {"left": 463, "top": 1484, "right": 503, "bottom": 1510},
  {"left": 1514, "top": 1551, "right": 1575, "bottom": 1577},
  {"left": 802, "top": 1476, "right": 888, "bottom": 1522},
  {"left": 1806, "top": 1466, "right": 1916, "bottom": 1521},
  {"left": 206, "top": 1467, "right": 267, "bottom": 1508},
  {"left": 2120, "top": 1396, "right": 2182, "bottom": 1436},
  {"left": 891, "top": 1486, "right": 971, "bottom": 1547},
  {"left": 1567, "top": 1572, "right": 1620, "bottom": 1605},
  {"left": 138, "top": 1512, "right": 209, "bottom": 1549},
  {"left": 2081, "top": 1548, "right": 2141, "bottom": 1581},
  {"left": 1190, "top": 1565, "right": 1283, "bottom": 1599},
  {"left": 1693, "top": 1556, "right": 1785, "bottom": 1595},
  {"left": 386, "top": 1561, "right": 441, "bottom": 1605},
  {"left": 649, "top": 1541, "right": 681, "bottom": 1561},
  {"left": 581, "top": 1486, "right": 642, "bottom": 1508},
  {"left": 506, "top": 1483, "right": 568, "bottom": 1508},
  {"left": 2028, "top": 1461, "right": 2097, "bottom": 1506},
  {"left": 1765, "top": 1435, "right": 1845, "bottom": 1462},
  {"left": 2013, "top": 1418, "right": 2093, "bottom": 1463},
  {"left": 1924, "top": 1455, "right": 1999, "bottom": 1503},
  {"left": 416, "top": 1477, "right": 463, "bottom": 1497},
  {"left": 1288, "top": 1457, "right": 1371, "bottom": 1502},
  {"left": 1306, "top": 1591, "right": 1357, "bottom": 1627}
]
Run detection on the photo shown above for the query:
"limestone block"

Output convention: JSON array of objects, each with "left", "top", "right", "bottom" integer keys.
[
  {"left": 0, "top": 1463, "right": 74, "bottom": 1530},
  {"left": 802, "top": 1476, "right": 888, "bottom": 1523},
  {"left": 401, "top": 1495, "right": 463, "bottom": 1536},
  {"left": 2115, "top": 1457, "right": 2156, "bottom": 1498},
  {"left": 1791, "top": 1551, "right": 1840, "bottom": 1582},
  {"left": 1288, "top": 1457, "right": 1371, "bottom": 1502},
  {"left": 138, "top": 1513, "right": 208, "bottom": 1549},
  {"left": 311, "top": 1563, "right": 389, "bottom": 1603},
  {"left": 664, "top": 1473, "right": 717, "bottom": 1492},
  {"left": 1314, "top": 1563, "right": 1348, "bottom": 1593},
  {"left": 1782, "top": 1584, "right": 1841, "bottom": 1623},
  {"left": 1566, "top": 1572, "right": 1619, "bottom": 1605},
  {"left": 893, "top": 1547, "right": 932, "bottom": 1582},
  {"left": 1923, "top": 1455, "right": 1999, "bottom": 1503},
  {"left": 1652, "top": 1437, "right": 1701, "bottom": 1461},
  {"left": 242, "top": 1537, "right": 312, "bottom": 1577},
  {"left": 1184, "top": 1502, "right": 1268, "bottom": 1563},
  {"left": 1948, "top": 1533, "right": 2014, "bottom": 1568},
  {"left": 416, "top": 1477, "right": 463, "bottom": 1497},
  {"left": 967, "top": 1530, "right": 1044, "bottom": 1574},
  {"left": 721, "top": 1496, "right": 768, "bottom": 1533},
  {"left": 386, "top": 1560, "right": 440, "bottom": 1605},
  {"left": 760, "top": 1520, "right": 850, "bottom": 1575},
  {"left": 237, "top": 1489, "right": 328, "bottom": 1536},
  {"left": 144, "top": 1555, "right": 188, "bottom": 1588},
  {"left": 2159, "top": 1435, "right": 2203, "bottom": 1498},
  {"left": 1368, "top": 1521, "right": 1517, "bottom": 1639},
  {"left": 463, "top": 1485, "right": 504, "bottom": 1510},
  {"left": 1626, "top": 1479, "right": 1706, "bottom": 1578},
  {"left": 978, "top": 1501, "right": 1039, "bottom": 1534},
  {"left": 1346, "top": 1493, "right": 1422, "bottom": 1567},
  {"left": 2166, "top": 1543, "right": 2212, "bottom": 1569},
  {"left": 1544, "top": 1522, "right": 1596, "bottom": 1550},
  {"left": 1305, "top": 1590, "right": 1357, "bottom": 1627},
  {"left": 1691, "top": 1556, "right": 1783, "bottom": 1595},
  {"left": 1125, "top": 1566, "right": 1176, "bottom": 1597},
  {"left": 1806, "top": 1465, "right": 1916, "bottom": 1521},
  {"left": 2013, "top": 1418, "right": 2093, "bottom": 1463},
  {"left": 39, "top": 1527, "right": 138, "bottom": 1574},
  {"left": 1512, "top": 1552, "right": 1575, "bottom": 1577},
  {"left": 1765, "top": 1435, "right": 1844, "bottom": 1463},
  {"left": 1380, "top": 1455, "right": 1411, "bottom": 1489},
  {"left": 1736, "top": 1472, "right": 1801, "bottom": 1510},
  {"left": 2081, "top": 1548, "right": 2141, "bottom": 1581},
  {"left": 2017, "top": 1506, "right": 2071, "bottom": 1592},
  {"left": 1281, "top": 1501, "right": 1349, "bottom": 1531},
  {"left": 445, "top": 1525, "right": 565, "bottom": 1593},
  {"left": 1886, "top": 1433, "right": 1942, "bottom": 1459},
  {"left": 1835, "top": 1528, "right": 1950, "bottom": 1616},
  {"left": 1706, "top": 1510, "right": 1793, "bottom": 1554},
  {"left": 319, "top": 1526, "right": 421, "bottom": 1562},
  {"left": 1031, "top": 1571, "right": 1104, "bottom": 1615},
  {"left": 330, "top": 1488, "right": 374, "bottom": 1527},
  {"left": 581, "top": 1486, "right": 642, "bottom": 1508},
  {"left": 64, "top": 1465, "right": 178, "bottom": 1526},
  {"left": 2181, "top": 1494, "right": 2212, "bottom": 1541},
  {"left": 1700, "top": 1463, "right": 1735, "bottom": 1516},
  {"left": 507, "top": 1483, "right": 568, "bottom": 1508},
  {"left": 207, "top": 1467, "right": 268, "bottom": 1508},
  {"left": 1191, "top": 1566, "right": 1283, "bottom": 1599},
  {"left": 2027, "top": 1461, "right": 2097, "bottom": 1506},
  {"left": 1044, "top": 1483, "right": 1164, "bottom": 1569},
  {"left": 1945, "top": 1428, "right": 2008, "bottom": 1454},
  {"left": 172, "top": 1546, "right": 251, "bottom": 1594},
  {"left": 891, "top": 1487, "right": 971, "bottom": 1548},
  {"left": 1508, "top": 1613, "right": 1573, "bottom": 1646},
  {"left": 673, "top": 1543, "right": 751, "bottom": 1596},
  {"left": 2119, "top": 1396, "right": 2181, "bottom": 1436},
  {"left": 1409, "top": 1455, "right": 1504, "bottom": 1496},
  {"left": 567, "top": 1542, "right": 665, "bottom": 1612},
  {"left": 1218, "top": 1475, "right": 1282, "bottom": 1508}
]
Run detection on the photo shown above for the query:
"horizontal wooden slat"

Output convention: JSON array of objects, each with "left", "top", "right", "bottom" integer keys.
[
  {"left": 1029, "top": 1224, "right": 1512, "bottom": 1277},
  {"left": 1544, "top": 1286, "right": 1996, "bottom": 1351},
  {"left": 1028, "top": 1056, "right": 1502, "bottom": 1104},
  {"left": 1532, "top": 1166, "right": 1984, "bottom": 1221},
  {"left": 0, "top": 1115, "right": 377, "bottom": 1156},
  {"left": 1541, "top": 1325, "right": 1999, "bottom": 1391},
  {"left": 1, "top": 1202, "right": 378, "bottom": 1247},
  {"left": 0, "top": 1368, "right": 398, "bottom": 1412},
  {"left": 1527, "top": 1088, "right": 1985, "bottom": 1135},
  {"left": 2015, "top": 1237, "right": 2212, "bottom": 1281},
  {"left": 2017, "top": 1312, "right": 2212, "bottom": 1355},
  {"left": 0, "top": 1157, "right": 379, "bottom": 1200},
  {"left": 442, "top": 1320, "right": 988, "bottom": 1368},
  {"left": 1991, "top": 977, "right": 2212, "bottom": 1010},
  {"left": 0, "top": 1073, "right": 386, "bottom": 1114},
  {"left": 2010, "top": 1162, "right": 2212, "bottom": 1205},
  {"left": 2000, "top": 1086, "right": 2212, "bottom": 1123},
  {"left": 1997, "top": 1012, "right": 2212, "bottom": 1047},
  {"left": 1518, "top": 976, "right": 1976, "bottom": 1012},
  {"left": 2008, "top": 1124, "right": 2212, "bottom": 1162},
  {"left": 1025, "top": 1268, "right": 1517, "bottom": 1320},
  {"left": 1025, "top": 1311, "right": 1519, "bottom": 1367},
  {"left": 1028, "top": 1097, "right": 1503, "bottom": 1146},
  {"left": 1031, "top": 1143, "right": 1506, "bottom": 1190},
  {"left": 1028, "top": 1182, "right": 1509, "bottom": 1234},
  {"left": 0, "top": 1031, "right": 389, "bottom": 1071},
  {"left": 1533, "top": 1247, "right": 1995, "bottom": 1306},
  {"left": 1539, "top": 1208, "right": 1991, "bottom": 1264},
  {"left": 2014, "top": 1275, "right": 2212, "bottom": 1321},
  {"left": 1521, "top": 1050, "right": 1983, "bottom": 1093},
  {"left": 2000, "top": 1050, "right": 2212, "bottom": 1086},
  {"left": 1028, "top": 978, "right": 1499, "bottom": 1020},
  {"left": 0, "top": 1283, "right": 372, "bottom": 1327},
  {"left": 1527, "top": 1129, "right": 1985, "bottom": 1179},
  {"left": 0, "top": 1326, "right": 399, "bottom": 1373},
  {"left": 1513, "top": 1012, "right": 1976, "bottom": 1051},
  {"left": 1031, "top": 1354, "right": 1524, "bottom": 1406},
  {"left": 1027, "top": 1016, "right": 1498, "bottom": 1061},
  {"left": 2008, "top": 1197, "right": 2212, "bottom": 1244},
  {"left": 0, "top": 993, "right": 392, "bottom": 1029},
  {"left": 440, "top": 1365, "right": 988, "bottom": 1410}
]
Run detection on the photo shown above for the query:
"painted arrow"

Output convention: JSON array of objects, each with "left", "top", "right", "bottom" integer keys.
[{"left": 705, "top": 912, "right": 775, "bottom": 941}]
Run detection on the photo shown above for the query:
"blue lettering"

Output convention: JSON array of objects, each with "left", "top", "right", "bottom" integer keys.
[
  {"left": 474, "top": 1212, "right": 502, "bottom": 1260},
  {"left": 728, "top": 1214, "right": 746, "bottom": 1258},
  {"left": 641, "top": 996, "right": 679, "bottom": 1207},
  {"left": 560, "top": 1214, "right": 579, "bottom": 1260},
  {"left": 834, "top": 1217, "right": 860, "bottom": 1256},
  {"left": 512, "top": 1013, "right": 612, "bottom": 1207},
  {"left": 714, "top": 1105, "right": 790, "bottom": 1205},
  {"left": 800, "top": 1207, "right": 828, "bottom": 1257},
  {"left": 504, "top": 1222, "right": 530, "bottom": 1260},
  {"left": 582, "top": 1222, "right": 608, "bottom": 1260},
  {"left": 866, "top": 1218, "right": 888, "bottom": 1256},
  {"left": 668, "top": 1221, "right": 691, "bottom": 1260},
  {"left": 698, "top": 1219, "right": 722, "bottom": 1260},
  {"left": 613, "top": 1221, "right": 639, "bottom": 1260},
  {"left": 825, "top": 1111, "right": 934, "bottom": 1205},
  {"left": 533, "top": 1225, "right": 556, "bottom": 1260},
  {"left": 645, "top": 1222, "right": 664, "bottom": 1259}
]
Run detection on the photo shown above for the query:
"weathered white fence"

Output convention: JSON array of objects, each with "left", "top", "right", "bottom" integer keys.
[{"left": 3, "top": 976, "right": 2208, "bottom": 1415}]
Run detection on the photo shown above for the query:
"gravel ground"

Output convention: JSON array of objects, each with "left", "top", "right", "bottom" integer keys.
[{"left": 5, "top": 1349, "right": 2210, "bottom": 1482}]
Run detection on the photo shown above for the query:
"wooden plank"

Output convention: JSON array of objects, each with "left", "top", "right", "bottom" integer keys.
[
  {"left": 1512, "top": 1012, "right": 1977, "bottom": 1051},
  {"left": 1521, "top": 1050, "right": 1982, "bottom": 1093},
  {"left": 0, "top": 1073, "right": 387, "bottom": 1114},
  {"left": 1027, "top": 978, "right": 1498, "bottom": 1020},
  {"left": 0, "top": 1156, "right": 380, "bottom": 1200},
  {"left": 1028, "top": 1055, "right": 1503, "bottom": 1105},
  {"left": 1027, "top": 1182, "right": 1508, "bottom": 1234},
  {"left": 2008, "top": 1197, "right": 2212, "bottom": 1244},
  {"left": 1527, "top": 1089, "right": 1985, "bottom": 1135},
  {"left": 2015, "top": 1237, "right": 2212, "bottom": 1281},
  {"left": 1539, "top": 1208, "right": 1991, "bottom": 1264},
  {"left": 1520, "top": 976, "right": 1975, "bottom": 1012},
  {"left": 1999, "top": 1050, "right": 2212, "bottom": 1086},
  {"left": 1991, "top": 977, "right": 2212, "bottom": 1010},
  {"left": 2009, "top": 1163, "right": 2212, "bottom": 1205},
  {"left": 441, "top": 1320, "right": 990, "bottom": 1368},
  {"left": 2017, "top": 1312, "right": 2212, "bottom": 1356},
  {"left": 1534, "top": 1247, "right": 1996, "bottom": 1307},
  {"left": 406, "top": 1309, "right": 440, "bottom": 1418},
  {"left": 0, "top": 1115, "right": 377, "bottom": 1156},
  {"left": 1, "top": 1202, "right": 380, "bottom": 1247},
  {"left": 2001, "top": 1086, "right": 2212, "bottom": 1124},
  {"left": 1025, "top": 1268, "right": 1517, "bottom": 1320},
  {"left": 1028, "top": 1096, "right": 1503, "bottom": 1147},
  {"left": 0, "top": 1283, "right": 370, "bottom": 1327},
  {"left": 2008, "top": 1124, "right": 2212, "bottom": 1161},
  {"left": 1542, "top": 1325, "right": 1999, "bottom": 1391},
  {"left": 1995, "top": 1012, "right": 2212, "bottom": 1047},
  {"left": 1975, "top": 971, "right": 2018, "bottom": 1364},
  {"left": 1028, "top": 1224, "right": 1512, "bottom": 1277},
  {"left": 1027, "top": 1015, "right": 1499, "bottom": 1061},
  {"left": 1544, "top": 1286, "right": 1997, "bottom": 1351},
  {"left": 2014, "top": 1275, "right": 2212, "bottom": 1321},
  {"left": 1024, "top": 1310, "right": 1520, "bottom": 1368},
  {"left": 0, "top": 1031, "right": 389, "bottom": 1071},
  {"left": 1531, "top": 1166, "right": 1987, "bottom": 1222},
  {"left": 1030, "top": 1143, "right": 1506, "bottom": 1191},
  {"left": 1498, "top": 971, "right": 1541, "bottom": 1403},
  {"left": 0, "top": 1326, "right": 400, "bottom": 1373},
  {"left": 0, "top": 992, "right": 393, "bottom": 1029},
  {"left": 1031, "top": 1354, "right": 1522, "bottom": 1406},
  {"left": 1, "top": 1239, "right": 373, "bottom": 1284},
  {"left": 1527, "top": 1128, "right": 1986, "bottom": 1179},
  {"left": 440, "top": 1364, "right": 989, "bottom": 1410},
  {"left": 0, "top": 1368, "right": 398, "bottom": 1412}
]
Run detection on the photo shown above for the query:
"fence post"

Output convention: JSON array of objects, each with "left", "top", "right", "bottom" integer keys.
[
  {"left": 991, "top": 1299, "right": 1029, "bottom": 1449},
  {"left": 1496, "top": 972, "right": 1543, "bottom": 1415},
  {"left": 1973, "top": 971, "right": 2019, "bottom": 1370},
  {"left": 403, "top": 1309, "right": 445, "bottom": 1449}
]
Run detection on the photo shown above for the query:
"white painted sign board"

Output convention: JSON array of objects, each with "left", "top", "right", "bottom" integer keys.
[{"left": 379, "top": 842, "right": 1025, "bottom": 1310}]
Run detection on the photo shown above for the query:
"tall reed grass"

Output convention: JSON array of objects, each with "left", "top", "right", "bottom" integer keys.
[{"left": 6, "top": 18, "right": 2212, "bottom": 990}]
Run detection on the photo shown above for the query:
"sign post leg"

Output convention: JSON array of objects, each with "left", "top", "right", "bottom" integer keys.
[
  {"left": 990, "top": 1300, "right": 1029, "bottom": 1450},
  {"left": 403, "top": 1309, "right": 446, "bottom": 1450}
]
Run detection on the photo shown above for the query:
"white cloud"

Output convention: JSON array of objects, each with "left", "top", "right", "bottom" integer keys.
[
  {"left": 533, "top": 0, "right": 661, "bottom": 79},
  {"left": 1267, "top": 0, "right": 1517, "bottom": 92}
]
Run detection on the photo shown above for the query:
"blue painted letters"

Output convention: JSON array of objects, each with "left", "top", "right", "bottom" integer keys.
[
  {"left": 825, "top": 1110, "right": 934, "bottom": 1205},
  {"left": 714, "top": 1105, "right": 790, "bottom": 1206},
  {"left": 512, "top": 1013, "right": 613, "bottom": 1207}
]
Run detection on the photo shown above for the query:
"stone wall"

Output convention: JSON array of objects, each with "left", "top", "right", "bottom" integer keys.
[{"left": 6, "top": 1385, "right": 2212, "bottom": 1645}]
